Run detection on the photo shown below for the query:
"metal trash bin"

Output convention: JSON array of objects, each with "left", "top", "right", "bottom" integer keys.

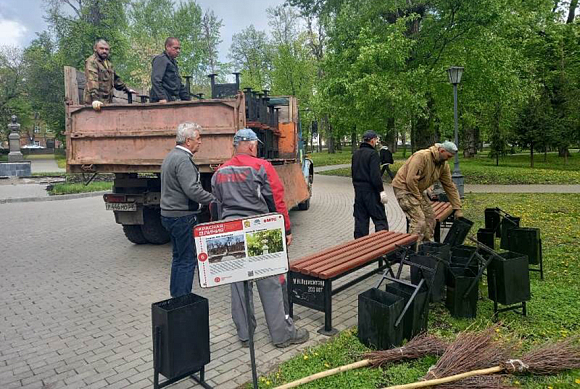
[
  {"left": 500, "top": 216, "right": 520, "bottom": 250},
  {"left": 507, "top": 227, "right": 541, "bottom": 265},
  {"left": 487, "top": 251, "right": 530, "bottom": 305},
  {"left": 384, "top": 282, "right": 429, "bottom": 340},
  {"left": 477, "top": 228, "right": 495, "bottom": 250},
  {"left": 152, "top": 293, "right": 210, "bottom": 380},
  {"left": 443, "top": 217, "right": 474, "bottom": 247},
  {"left": 358, "top": 288, "right": 404, "bottom": 350},
  {"left": 410, "top": 253, "right": 446, "bottom": 303},
  {"left": 485, "top": 208, "right": 501, "bottom": 237},
  {"left": 446, "top": 266, "right": 478, "bottom": 318}
]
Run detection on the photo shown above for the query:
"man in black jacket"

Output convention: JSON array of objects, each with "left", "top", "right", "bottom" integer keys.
[
  {"left": 351, "top": 130, "right": 389, "bottom": 238},
  {"left": 379, "top": 141, "right": 395, "bottom": 180},
  {"left": 150, "top": 37, "right": 191, "bottom": 103}
]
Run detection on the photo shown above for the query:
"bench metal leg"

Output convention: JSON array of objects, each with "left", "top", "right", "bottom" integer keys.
[
  {"left": 434, "top": 221, "right": 441, "bottom": 243},
  {"left": 318, "top": 280, "right": 337, "bottom": 336}
]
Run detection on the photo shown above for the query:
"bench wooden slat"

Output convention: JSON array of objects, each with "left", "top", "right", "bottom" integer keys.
[
  {"left": 291, "top": 230, "right": 390, "bottom": 269},
  {"left": 432, "top": 201, "right": 453, "bottom": 221},
  {"left": 290, "top": 231, "right": 418, "bottom": 279},
  {"left": 305, "top": 232, "right": 408, "bottom": 277},
  {"left": 319, "top": 234, "right": 418, "bottom": 279}
]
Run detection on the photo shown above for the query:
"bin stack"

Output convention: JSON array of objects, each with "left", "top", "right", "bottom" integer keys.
[{"left": 358, "top": 208, "right": 544, "bottom": 350}]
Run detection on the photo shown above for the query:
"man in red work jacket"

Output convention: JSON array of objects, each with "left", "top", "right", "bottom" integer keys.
[{"left": 211, "top": 128, "right": 309, "bottom": 348}]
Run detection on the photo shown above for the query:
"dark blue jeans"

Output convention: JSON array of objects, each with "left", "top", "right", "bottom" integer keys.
[{"left": 161, "top": 214, "right": 198, "bottom": 298}]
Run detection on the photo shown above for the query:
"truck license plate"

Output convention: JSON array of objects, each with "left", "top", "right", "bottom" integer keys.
[{"left": 106, "top": 202, "right": 136, "bottom": 212}]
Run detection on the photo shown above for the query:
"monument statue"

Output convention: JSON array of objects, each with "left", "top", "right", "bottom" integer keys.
[{"left": 8, "top": 115, "right": 23, "bottom": 162}]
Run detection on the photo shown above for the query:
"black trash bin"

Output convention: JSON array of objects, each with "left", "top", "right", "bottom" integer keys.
[
  {"left": 500, "top": 216, "right": 520, "bottom": 250},
  {"left": 384, "top": 282, "right": 429, "bottom": 341},
  {"left": 409, "top": 253, "right": 446, "bottom": 302},
  {"left": 419, "top": 242, "right": 451, "bottom": 262},
  {"left": 446, "top": 266, "right": 479, "bottom": 318},
  {"left": 477, "top": 228, "right": 495, "bottom": 250},
  {"left": 485, "top": 208, "right": 501, "bottom": 238},
  {"left": 507, "top": 227, "right": 541, "bottom": 265},
  {"left": 358, "top": 288, "right": 405, "bottom": 349},
  {"left": 443, "top": 217, "right": 474, "bottom": 247},
  {"left": 450, "top": 245, "right": 478, "bottom": 272},
  {"left": 487, "top": 251, "right": 530, "bottom": 306},
  {"left": 152, "top": 294, "right": 210, "bottom": 380}
]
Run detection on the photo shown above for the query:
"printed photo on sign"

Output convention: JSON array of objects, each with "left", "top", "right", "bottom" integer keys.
[
  {"left": 206, "top": 234, "right": 246, "bottom": 263},
  {"left": 246, "top": 229, "right": 284, "bottom": 256}
]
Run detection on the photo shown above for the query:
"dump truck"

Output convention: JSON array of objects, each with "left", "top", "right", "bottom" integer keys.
[{"left": 64, "top": 67, "right": 313, "bottom": 244}]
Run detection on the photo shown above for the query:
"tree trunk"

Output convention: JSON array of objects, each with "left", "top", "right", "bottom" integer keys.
[
  {"left": 385, "top": 116, "right": 397, "bottom": 151},
  {"left": 567, "top": 0, "right": 578, "bottom": 23},
  {"left": 544, "top": 148, "right": 547, "bottom": 162},
  {"left": 530, "top": 142, "right": 534, "bottom": 168},
  {"left": 351, "top": 130, "right": 357, "bottom": 154},
  {"left": 327, "top": 122, "right": 335, "bottom": 153},
  {"left": 463, "top": 126, "right": 477, "bottom": 158},
  {"left": 402, "top": 129, "right": 408, "bottom": 158},
  {"left": 413, "top": 100, "right": 437, "bottom": 151}
]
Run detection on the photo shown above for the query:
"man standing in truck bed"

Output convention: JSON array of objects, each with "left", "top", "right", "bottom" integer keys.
[
  {"left": 161, "top": 122, "right": 215, "bottom": 298},
  {"left": 150, "top": 37, "right": 191, "bottom": 103},
  {"left": 211, "top": 129, "right": 309, "bottom": 348},
  {"left": 84, "top": 39, "right": 135, "bottom": 111}
]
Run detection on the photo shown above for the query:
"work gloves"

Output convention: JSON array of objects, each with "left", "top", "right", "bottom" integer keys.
[
  {"left": 380, "top": 191, "right": 389, "bottom": 204},
  {"left": 92, "top": 100, "right": 103, "bottom": 111},
  {"left": 454, "top": 209, "right": 464, "bottom": 219}
]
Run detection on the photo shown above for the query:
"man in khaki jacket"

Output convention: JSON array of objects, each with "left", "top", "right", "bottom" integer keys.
[
  {"left": 84, "top": 39, "right": 135, "bottom": 110},
  {"left": 392, "top": 141, "right": 463, "bottom": 242}
]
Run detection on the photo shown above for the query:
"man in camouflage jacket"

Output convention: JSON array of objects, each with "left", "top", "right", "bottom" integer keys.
[
  {"left": 392, "top": 141, "right": 463, "bottom": 242},
  {"left": 83, "top": 39, "right": 134, "bottom": 110}
]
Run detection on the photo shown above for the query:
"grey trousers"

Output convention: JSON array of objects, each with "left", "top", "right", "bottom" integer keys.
[{"left": 231, "top": 275, "right": 296, "bottom": 345}]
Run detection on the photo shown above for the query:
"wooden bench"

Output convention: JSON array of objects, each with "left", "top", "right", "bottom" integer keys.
[{"left": 287, "top": 230, "right": 418, "bottom": 335}]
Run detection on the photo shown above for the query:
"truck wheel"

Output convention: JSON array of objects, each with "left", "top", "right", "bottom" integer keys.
[
  {"left": 141, "top": 207, "right": 170, "bottom": 245},
  {"left": 122, "top": 225, "right": 148, "bottom": 244},
  {"left": 298, "top": 198, "right": 310, "bottom": 211}
]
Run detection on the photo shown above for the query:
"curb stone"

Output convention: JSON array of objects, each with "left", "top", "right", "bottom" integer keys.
[{"left": 0, "top": 190, "right": 111, "bottom": 204}]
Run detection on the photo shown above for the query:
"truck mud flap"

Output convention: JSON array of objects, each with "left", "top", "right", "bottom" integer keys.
[{"left": 274, "top": 164, "right": 310, "bottom": 210}]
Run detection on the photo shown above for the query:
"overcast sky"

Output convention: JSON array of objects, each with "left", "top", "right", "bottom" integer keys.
[{"left": 0, "top": 0, "right": 286, "bottom": 61}]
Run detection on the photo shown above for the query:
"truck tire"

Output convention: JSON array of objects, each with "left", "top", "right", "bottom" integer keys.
[
  {"left": 141, "top": 207, "right": 170, "bottom": 245},
  {"left": 298, "top": 198, "right": 310, "bottom": 211},
  {"left": 122, "top": 225, "right": 148, "bottom": 245}
]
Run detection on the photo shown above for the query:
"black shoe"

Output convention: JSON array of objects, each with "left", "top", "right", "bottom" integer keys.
[
  {"left": 275, "top": 328, "right": 309, "bottom": 348},
  {"left": 241, "top": 340, "right": 249, "bottom": 348}
]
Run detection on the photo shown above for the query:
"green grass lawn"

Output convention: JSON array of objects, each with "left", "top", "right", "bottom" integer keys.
[
  {"left": 316, "top": 151, "right": 580, "bottom": 185},
  {"left": 251, "top": 193, "right": 580, "bottom": 388},
  {"left": 55, "top": 153, "right": 66, "bottom": 169},
  {"left": 48, "top": 181, "right": 112, "bottom": 195}
]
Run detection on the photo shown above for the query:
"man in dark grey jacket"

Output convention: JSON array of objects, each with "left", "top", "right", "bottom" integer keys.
[
  {"left": 161, "top": 122, "right": 215, "bottom": 297},
  {"left": 150, "top": 37, "right": 190, "bottom": 103},
  {"left": 211, "top": 129, "right": 309, "bottom": 348}
]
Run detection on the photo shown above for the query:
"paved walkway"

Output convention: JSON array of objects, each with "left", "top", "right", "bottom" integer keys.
[
  {"left": 30, "top": 157, "right": 65, "bottom": 173},
  {"left": 0, "top": 175, "right": 406, "bottom": 389}
]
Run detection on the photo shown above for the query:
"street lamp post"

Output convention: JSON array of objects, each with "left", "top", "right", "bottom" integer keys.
[{"left": 447, "top": 66, "right": 464, "bottom": 198}]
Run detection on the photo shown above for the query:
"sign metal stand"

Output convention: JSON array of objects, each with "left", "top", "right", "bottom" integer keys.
[{"left": 244, "top": 281, "right": 259, "bottom": 389}]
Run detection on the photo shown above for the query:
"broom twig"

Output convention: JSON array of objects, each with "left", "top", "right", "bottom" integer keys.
[
  {"left": 274, "top": 334, "right": 448, "bottom": 389},
  {"left": 382, "top": 336, "right": 580, "bottom": 389}
]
